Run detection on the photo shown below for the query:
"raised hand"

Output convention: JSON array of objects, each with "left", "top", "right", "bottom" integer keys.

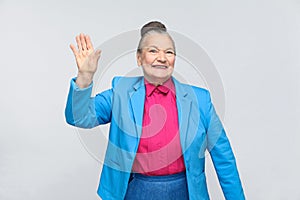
[{"left": 70, "top": 33, "right": 101, "bottom": 88}]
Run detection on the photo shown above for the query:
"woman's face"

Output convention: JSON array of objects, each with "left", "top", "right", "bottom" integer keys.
[{"left": 137, "top": 33, "right": 176, "bottom": 85}]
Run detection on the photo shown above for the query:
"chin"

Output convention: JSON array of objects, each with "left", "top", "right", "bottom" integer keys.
[{"left": 152, "top": 72, "right": 172, "bottom": 79}]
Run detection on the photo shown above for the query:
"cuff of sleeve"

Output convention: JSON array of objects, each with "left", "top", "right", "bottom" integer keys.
[{"left": 71, "top": 77, "right": 94, "bottom": 91}]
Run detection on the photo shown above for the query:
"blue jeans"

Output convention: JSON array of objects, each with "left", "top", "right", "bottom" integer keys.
[{"left": 124, "top": 171, "right": 189, "bottom": 200}]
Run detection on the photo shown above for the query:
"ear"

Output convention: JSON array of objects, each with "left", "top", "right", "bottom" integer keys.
[{"left": 136, "top": 52, "right": 142, "bottom": 67}]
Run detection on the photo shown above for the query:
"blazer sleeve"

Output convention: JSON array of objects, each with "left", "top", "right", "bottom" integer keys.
[
  {"left": 205, "top": 91, "right": 246, "bottom": 200},
  {"left": 65, "top": 77, "right": 112, "bottom": 128}
]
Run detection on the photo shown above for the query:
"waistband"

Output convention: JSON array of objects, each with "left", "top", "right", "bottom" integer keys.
[{"left": 131, "top": 171, "right": 186, "bottom": 182}]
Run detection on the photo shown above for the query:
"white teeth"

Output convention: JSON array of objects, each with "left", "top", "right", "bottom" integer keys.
[{"left": 152, "top": 65, "right": 167, "bottom": 69}]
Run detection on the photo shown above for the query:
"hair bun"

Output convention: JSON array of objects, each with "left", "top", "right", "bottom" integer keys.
[{"left": 140, "top": 21, "right": 167, "bottom": 37}]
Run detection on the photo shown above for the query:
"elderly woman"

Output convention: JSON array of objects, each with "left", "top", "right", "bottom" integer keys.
[{"left": 65, "top": 21, "right": 245, "bottom": 200}]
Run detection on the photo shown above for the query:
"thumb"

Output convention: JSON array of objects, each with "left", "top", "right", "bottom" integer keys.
[{"left": 94, "top": 49, "right": 102, "bottom": 62}]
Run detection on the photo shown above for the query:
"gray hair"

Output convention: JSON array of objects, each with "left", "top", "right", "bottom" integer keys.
[{"left": 137, "top": 21, "right": 176, "bottom": 54}]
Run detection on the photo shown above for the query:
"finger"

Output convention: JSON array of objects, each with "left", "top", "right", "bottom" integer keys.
[
  {"left": 85, "top": 35, "right": 94, "bottom": 51},
  {"left": 69, "top": 44, "right": 78, "bottom": 56},
  {"left": 95, "top": 49, "right": 102, "bottom": 55},
  {"left": 90, "top": 49, "right": 101, "bottom": 63},
  {"left": 80, "top": 33, "right": 87, "bottom": 51},
  {"left": 75, "top": 35, "right": 82, "bottom": 51},
  {"left": 95, "top": 49, "right": 102, "bottom": 61},
  {"left": 96, "top": 54, "right": 101, "bottom": 63}
]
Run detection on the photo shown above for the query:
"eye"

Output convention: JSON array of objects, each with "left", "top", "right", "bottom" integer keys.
[
  {"left": 149, "top": 49, "right": 158, "bottom": 53},
  {"left": 166, "top": 50, "right": 175, "bottom": 55}
]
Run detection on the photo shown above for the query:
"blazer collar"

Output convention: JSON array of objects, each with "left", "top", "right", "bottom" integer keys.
[{"left": 133, "top": 76, "right": 145, "bottom": 91}]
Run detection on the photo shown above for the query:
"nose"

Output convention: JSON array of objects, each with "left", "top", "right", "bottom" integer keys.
[{"left": 157, "top": 50, "right": 167, "bottom": 62}]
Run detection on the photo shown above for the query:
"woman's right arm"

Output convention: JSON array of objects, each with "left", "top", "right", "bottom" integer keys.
[
  {"left": 65, "top": 34, "right": 112, "bottom": 128},
  {"left": 70, "top": 33, "right": 101, "bottom": 88}
]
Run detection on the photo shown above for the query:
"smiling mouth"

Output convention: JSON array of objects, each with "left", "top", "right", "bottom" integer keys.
[{"left": 152, "top": 65, "right": 168, "bottom": 69}]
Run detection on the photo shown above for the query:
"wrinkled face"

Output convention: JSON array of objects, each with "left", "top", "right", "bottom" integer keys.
[{"left": 137, "top": 33, "right": 176, "bottom": 85}]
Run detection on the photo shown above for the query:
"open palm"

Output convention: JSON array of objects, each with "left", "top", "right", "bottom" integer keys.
[{"left": 70, "top": 33, "right": 101, "bottom": 75}]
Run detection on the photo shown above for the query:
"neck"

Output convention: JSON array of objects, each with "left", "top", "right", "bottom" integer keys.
[{"left": 144, "top": 76, "right": 170, "bottom": 86}]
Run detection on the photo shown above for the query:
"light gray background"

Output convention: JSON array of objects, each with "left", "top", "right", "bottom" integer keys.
[{"left": 1, "top": 0, "right": 299, "bottom": 199}]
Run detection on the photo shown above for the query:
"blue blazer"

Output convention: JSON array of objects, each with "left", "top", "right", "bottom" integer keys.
[{"left": 65, "top": 76, "right": 245, "bottom": 200}]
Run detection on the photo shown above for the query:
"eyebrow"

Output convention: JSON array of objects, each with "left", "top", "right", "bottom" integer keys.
[{"left": 147, "top": 45, "right": 175, "bottom": 50}]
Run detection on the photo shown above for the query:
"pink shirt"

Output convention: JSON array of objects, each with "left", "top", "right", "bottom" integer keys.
[{"left": 132, "top": 78, "right": 186, "bottom": 176}]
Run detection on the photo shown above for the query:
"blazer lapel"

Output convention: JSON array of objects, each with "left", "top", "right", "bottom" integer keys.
[
  {"left": 129, "top": 77, "right": 145, "bottom": 138},
  {"left": 173, "top": 77, "right": 193, "bottom": 151}
]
